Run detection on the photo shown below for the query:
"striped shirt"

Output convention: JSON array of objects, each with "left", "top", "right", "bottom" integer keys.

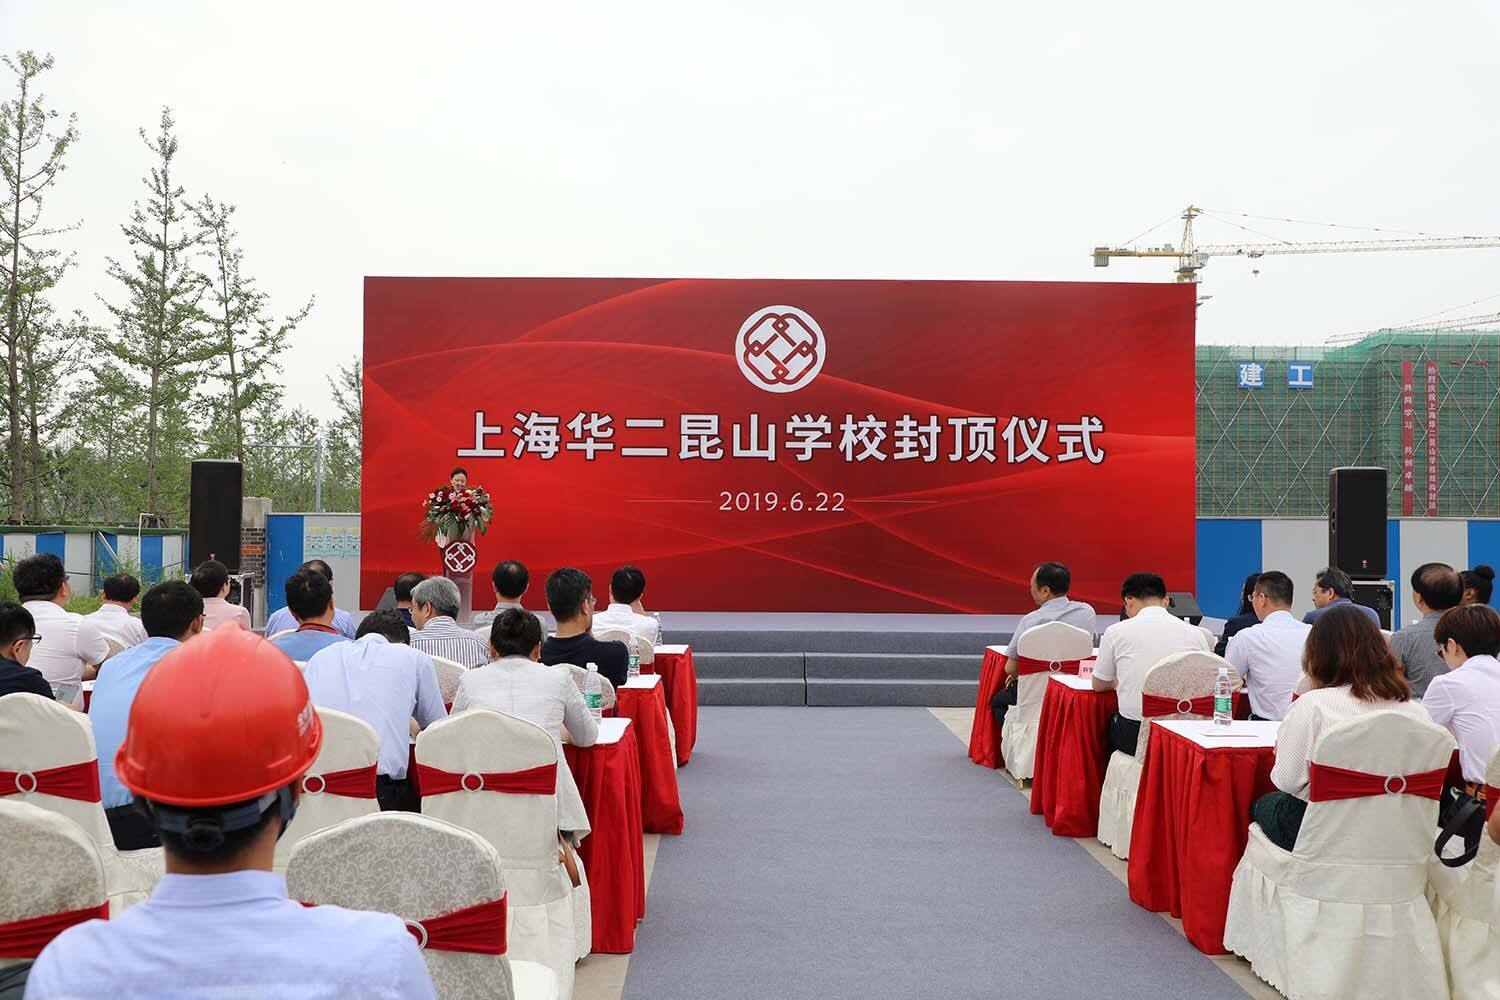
[{"left": 410, "top": 616, "right": 491, "bottom": 669}]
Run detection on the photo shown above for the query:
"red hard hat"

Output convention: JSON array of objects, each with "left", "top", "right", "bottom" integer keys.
[{"left": 115, "top": 623, "right": 323, "bottom": 807}]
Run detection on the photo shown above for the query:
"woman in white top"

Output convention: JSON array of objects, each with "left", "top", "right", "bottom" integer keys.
[
  {"left": 1425, "top": 604, "right": 1500, "bottom": 792},
  {"left": 1253, "top": 604, "right": 1430, "bottom": 851},
  {"left": 451, "top": 609, "right": 598, "bottom": 846}
]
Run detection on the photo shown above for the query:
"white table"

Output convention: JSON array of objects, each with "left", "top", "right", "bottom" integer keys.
[
  {"left": 654, "top": 643, "right": 689, "bottom": 656},
  {"left": 1155, "top": 718, "right": 1280, "bottom": 749},
  {"left": 621, "top": 673, "right": 662, "bottom": 691}
]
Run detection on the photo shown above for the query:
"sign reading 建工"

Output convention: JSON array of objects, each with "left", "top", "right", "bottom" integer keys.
[{"left": 362, "top": 278, "right": 1197, "bottom": 613}]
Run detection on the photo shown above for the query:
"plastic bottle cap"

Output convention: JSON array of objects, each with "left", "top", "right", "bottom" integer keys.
[{"left": 587, "top": 662, "right": 598, "bottom": 671}]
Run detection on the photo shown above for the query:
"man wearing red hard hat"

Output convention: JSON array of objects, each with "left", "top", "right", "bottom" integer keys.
[{"left": 25, "top": 624, "right": 437, "bottom": 999}]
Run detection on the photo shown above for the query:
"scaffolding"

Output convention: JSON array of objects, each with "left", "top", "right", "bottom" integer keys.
[{"left": 1196, "top": 329, "right": 1500, "bottom": 517}]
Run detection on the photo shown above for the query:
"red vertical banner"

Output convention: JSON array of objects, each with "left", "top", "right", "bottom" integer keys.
[
  {"left": 1400, "top": 360, "right": 1415, "bottom": 516},
  {"left": 1425, "top": 359, "right": 1440, "bottom": 516}
]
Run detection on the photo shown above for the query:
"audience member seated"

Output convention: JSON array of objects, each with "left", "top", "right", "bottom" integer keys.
[
  {"left": 271, "top": 571, "right": 350, "bottom": 662},
  {"left": 264, "top": 559, "right": 358, "bottom": 638},
  {"left": 1461, "top": 564, "right": 1495, "bottom": 606},
  {"left": 1091, "top": 572, "right": 1212, "bottom": 756},
  {"left": 392, "top": 571, "right": 425, "bottom": 628},
  {"left": 1391, "top": 561, "right": 1464, "bottom": 698},
  {"left": 302, "top": 609, "right": 447, "bottom": 813},
  {"left": 86, "top": 573, "right": 147, "bottom": 647},
  {"left": 190, "top": 559, "right": 251, "bottom": 632},
  {"left": 1224, "top": 570, "right": 1309, "bottom": 720},
  {"left": 0, "top": 602, "right": 52, "bottom": 699},
  {"left": 15, "top": 552, "right": 108, "bottom": 693},
  {"left": 1424, "top": 604, "right": 1500, "bottom": 798},
  {"left": 408, "top": 576, "right": 490, "bottom": 668},
  {"left": 1249, "top": 605, "right": 1429, "bottom": 851},
  {"left": 539, "top": 567, "right": 629, "bottom": 688},
  {"left": 1214, "top": 572, "right": 1261, "bottom": 657},
  {"left": 1302, "top": 566, "right": 1380, "bottom": 627},
  {"left": 26, "top": 625, "right": 437, "bottom": 1000},
  {"left": 990, "top": 561, "right": 1096, "bottom": 726},
  {"left": 89, "top": 581, "right": 205, "bottom": 850},
  {"left": 592, "top": 564, "right": 659, "bottom": 649},
  {"left": 471, "top": 559, "right": 532, "bottom": 631},
  {"left": 454, "top": 608, "right": 598, "bottom": 838}
]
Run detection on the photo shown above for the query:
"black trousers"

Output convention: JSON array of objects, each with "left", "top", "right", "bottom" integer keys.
[
  {"left": 105, "top": 804, "right": 161, "bottom": 850},
  {"left": 1108, "top": 713, "right": 1142, "bottom": 758},
  {"left": 1252, "top": 790, "right": 1307, "bottom": 851},
  {"left": 990, "top": 682, "right": 1017, "bottom": 725},
  {"left": 376, "top": 775, "right": 420, "bottom": 813}
]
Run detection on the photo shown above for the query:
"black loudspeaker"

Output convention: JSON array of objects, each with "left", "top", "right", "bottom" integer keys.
[
  {"left": 1351, "top": 580, "right": 1395, "bottom": 630},
  {"left": 1165, "top": 592, "right": 1204, "bottom": 626},
  {"left": 189, "top": 460, "right": 243, "bottom": 574},
  {"left": 1329, "top": 467, "right": 1387, "bottom": 578}
]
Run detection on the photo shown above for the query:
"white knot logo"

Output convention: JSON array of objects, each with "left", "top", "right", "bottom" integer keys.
[{"left": 736, "top": 306, "right": 826, "bottom": 393}]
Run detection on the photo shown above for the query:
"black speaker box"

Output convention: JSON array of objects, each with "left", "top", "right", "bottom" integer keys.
[
  {"left": 1351, "top": 580, "right": 1395, "bottom": 631},
  {"left": 189, "top": 460, "right": 243, "bottom": 573},
  {"left": 1165, "top": 592, "right": 1204, "bottom": 626},
  {"left": 1329, "top": 467, "right": 1387, "bottom": 578}
]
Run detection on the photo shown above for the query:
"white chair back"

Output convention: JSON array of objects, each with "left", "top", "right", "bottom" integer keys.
[
  {"left": 274, "top": 708, "right": 381, "bottom": 873},
  {"left": 1134, "top": 650, "right": 1240, "bottom": 756},
  {"left": 0, "top": 800, "right": 108, "bottom": 972},
  {"left": 1012, "top": 621, "right": 1094, "bottom": 723},
  {"left": 564, "top": 664, "right": 616, "bottom": 711},
  {"left": 0, "top": 692, "right": 113, "bottom": 848},
  {"left": 287, "top": 811, "right": 524, "bottom": 1000},
  {"left": 268, "top": 628, "right": 297, "bottom": 641},
  {"left": 593, "top": 627, "right": 654, "bottom": 666},
  {"left": 1294, "top": 711, "right": 1456, "bottom": 865},
  {"left": 416, "top": 710, "right": 567, "bottom": 907},
  {"left": 429, "top": 655, "right": 467, "bottom": 707}
]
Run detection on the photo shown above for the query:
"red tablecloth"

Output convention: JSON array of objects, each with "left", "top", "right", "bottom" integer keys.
[
  {"left": 1028, "top": 676, "right": 1116, "bottom": 837},
  {"left": 1127, "top": 723, "right": 1275, "bottom": 954},
  {"left": 967, "top": 647, "right": 1007, "bottom": 768},
  {"left": 565, "top": 725, "right": 646, "bottom": 954},
  {"left": 647, "top": 648, "right": 698, "bottom": 766},
  {"left": 614, "top": 681, "right": 685, "bottom": 835}
]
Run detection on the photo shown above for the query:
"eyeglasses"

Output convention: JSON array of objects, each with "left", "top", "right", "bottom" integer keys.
[{"left": 23, "top": 634, "right": 40, "bottom": 643}]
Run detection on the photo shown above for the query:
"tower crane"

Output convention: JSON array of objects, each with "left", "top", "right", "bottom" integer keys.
[{"left": 1093, "top": 206, "right": 1500, "bottom": 283}]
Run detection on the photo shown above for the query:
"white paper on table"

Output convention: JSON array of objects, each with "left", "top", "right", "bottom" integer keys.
[
  {"left": 573, "top": 717, "right": 629, "bottom": 746},
  {"left": 621, "top": 673, "right": 661, "bottom": 690},
  {"left": 654, "top": 643, "right": 689, "bottom": 656},
  {"left": 1156, "top": 718, "right": 1280, "bottom": 749}
]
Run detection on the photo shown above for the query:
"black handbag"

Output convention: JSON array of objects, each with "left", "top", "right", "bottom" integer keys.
[{"left": 1434, "top": 786, "right": 1488, "bottom": 868}]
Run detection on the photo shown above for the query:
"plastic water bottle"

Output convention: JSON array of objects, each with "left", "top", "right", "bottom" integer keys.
[
  {"left": 651, "top": 612, "right": 663, "bottom": 647},
  {"left": 585, "top": 663, "right": 603, "bottom": 721},
  {"left": 627, "top": 653, "right": 641, "bottom": 679},
  {"left": 1213, "top": 666, "right": 1233, "bottom": 726}
]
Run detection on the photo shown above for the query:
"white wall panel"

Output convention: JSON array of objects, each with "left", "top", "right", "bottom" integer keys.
[
  {"left": 301, "top": 513, "right": 362, "bottom": 612},
  {"left": 4, "top": 534, "right": 35, "bottom": 560},
  {"left": 63, "top": 533, "right": 92, "bottom": 595},
  {"left": 1396, "top": 519, "right": 1468, "bottom": 629},
  {"left": 1259, "top": 519, "right": 1327, "bottom": 619},
  {"left": 161, "top": 535, "right": 186, "bottom": 579}
]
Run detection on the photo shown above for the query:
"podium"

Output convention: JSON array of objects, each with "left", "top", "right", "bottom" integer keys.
[{"left": 437, "top": 529, "right": 477, "bottom": 625}]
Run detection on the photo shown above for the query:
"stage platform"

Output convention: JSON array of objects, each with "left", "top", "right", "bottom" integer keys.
[{"left": 658, "top": 613, "right": 1047, "bottom": 708}]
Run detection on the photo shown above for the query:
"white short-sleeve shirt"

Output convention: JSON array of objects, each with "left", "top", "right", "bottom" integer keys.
[
  {"left": 1091, "top": 605, "right": 1212, "bottom": 721},
  {"left": 86, "top": 602, "right": 149, "bottom": 647},
  {"left": 1421, "top": 654, "right": 1500, "bottom": 783},
  {"left": 24, "top": 600, "right": 110, "bottom": 688}
]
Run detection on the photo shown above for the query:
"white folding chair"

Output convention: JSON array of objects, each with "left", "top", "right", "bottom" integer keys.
[
  {"left": 417, "top": 710, "right": 581, "bottom": 999},
  {"left": 592, "top": 626, "right": 653, "bottom": 667},
  {"left": 274, "top": 708, "right": 381, "bottom": 874},
  {"left": 1097, "top": 650, "right": 1239, "bottom": 860},
  {"left": 287, "top": 811, "right": 557, "bottom": 1000},
  {"left": 1427, "top": 745, "right": 1500, "bottom": 1000},
  {"left": 998, "top": 621, "right": 1094, "bottom": 782},
  {"left": 268, "top": 628, "right": 297, "bottom": 641},
  {"left": 430, "top": 654, "right": 467, "bottom": 710},
  {"left": 1224, "top": 711, "right": 1456, "bottom": 1000},
  {"left": 0, "top": 693, "right": 157, "bottom": 913},
  {"left": 0, "top": 800, "right": 109, "bottom": 975},
  {"left": 562, "top": 663, "right": 616, "bottom": 712}
]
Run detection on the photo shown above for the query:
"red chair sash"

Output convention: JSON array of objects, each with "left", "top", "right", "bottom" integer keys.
[
  {"left": 413, "top": 761, "right": 556, "bottom": 796},
  {"left": 1014, "top": 656, "right": 1082, "bottom": 677},
  {"left": 301, "top": 896, "right": 507, "bottom": 954},
  {"left": 0, "top": 902, "right": 108, "bottom": 958},
  {"left": 1307, "top": 762, "right": 1448, "bottom": 802},
  {"left": 0, "top": 761, "right": 101, "bottom": 803},
  {"left": 1141, "top": 693, "right": 1215, "bottom": 718},
  {"left": 301, "top": 763, "right": 377, "bottom": 799}
]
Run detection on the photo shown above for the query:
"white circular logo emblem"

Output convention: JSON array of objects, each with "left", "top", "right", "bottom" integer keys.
[
  {"left": 736, "top": 305, "right": 826, "bottom": 393},
  {"left": 443, "top": 541, "right": 477, "bottom": 575}
]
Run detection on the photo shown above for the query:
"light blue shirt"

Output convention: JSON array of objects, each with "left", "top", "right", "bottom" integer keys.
[
  {"left": 265, "top": 605, "right": 357, "bottom": 639},
  {"left": 272, "top": 628, "right": 350, "bottom": 662},
  {"left": 303, "top": 634, "right": 447, "bottom": 779},
  {"left": 1302, "top": 597, "right": 1381, "bottom": 628},
  {"left": 88, "top": 636, "right": 181, "bottom": 809},
  {"left": 1008, "top": 596, "right": 1097, "bottom": 666},
  {"left": 25, "top": 870, "right": 435, "bottom": 999}
]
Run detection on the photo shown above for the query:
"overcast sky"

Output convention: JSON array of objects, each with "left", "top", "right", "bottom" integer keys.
[{"left": 6, "top": 2, "right": 1500, "bottom": 421}]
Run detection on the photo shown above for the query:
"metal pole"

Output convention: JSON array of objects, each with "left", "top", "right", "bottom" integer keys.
[{"left": 314, "top": 438, "right": 324, "bottom": 513}]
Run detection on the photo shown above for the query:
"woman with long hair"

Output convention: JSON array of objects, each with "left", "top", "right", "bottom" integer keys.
[
  {"left": 1214, "top": 572, "right": 1261, "bottom": 657},
  {"left": 1250, "top": 605, "right": 1430, "bottom": 850}
]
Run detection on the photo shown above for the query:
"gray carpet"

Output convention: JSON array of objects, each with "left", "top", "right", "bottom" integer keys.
[{"left": 622, "top": 707, "right": 1248, "bottom": 1000}]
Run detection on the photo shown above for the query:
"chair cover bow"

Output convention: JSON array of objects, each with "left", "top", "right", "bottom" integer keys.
[
  {"left": 413, "top": 761, "right": 556, "bottom": 796},
  {"left": 0, "top": 761, "right": 101, "bottom": 803},
  {"left": 1014, "top": 656, "right": 1082, "bottom": 677},
  {"left": 0, "top": 902, "right": 108, "bottom": 958},
  {"left": 301, "top": 896, "right": 507, "bottom": 955},
  {"left": 300, "top": 763, "right": 377, "bottom": 798},
  {"left": 1307, "top": 761, "right": 1448, "bottom": 802},
  {"left": 1141, "top": 693, "right": 1216, "bottom": 717}
]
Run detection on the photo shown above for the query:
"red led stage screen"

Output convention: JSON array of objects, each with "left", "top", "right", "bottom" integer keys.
[{"left": 362, "top": 278, "right": 1196, "bottom": 613}]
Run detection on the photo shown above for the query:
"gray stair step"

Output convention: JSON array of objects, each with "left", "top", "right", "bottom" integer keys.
[
  {"left": 671, "top": 629, "right": 1019, "bottom": 656},
  {"left": 690, "top": 652, "right": 805, "bottom": 680},
  {"left": 803, "top": 652, "right": 982, "bottom": 681},
  {"left": 698, "top": 677, "right": 805, "bottom": 706},
  {"left": 806, "top": 678, "right": 979, "bottom": 707}
]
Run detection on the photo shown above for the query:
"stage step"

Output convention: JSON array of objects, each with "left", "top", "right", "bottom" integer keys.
[
  {"left": 692, "top": 652, "right": 805, "bottom": 680},
  {"left": 672, "top": 628, "right": 1012, "bottom": 657},
  {"left": 803, "top": 652, "right": 982, "bottom": 682},
  {"left": 698, "top": 677, "right": 806, "bottom": 706},
  {"left": 806, "top": 678, "right": 979, "bottom": 708}
]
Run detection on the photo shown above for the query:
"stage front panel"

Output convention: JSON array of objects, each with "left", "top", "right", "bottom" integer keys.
[{"left": 362, "top": 278, "right": 1196, "bottom": 613}]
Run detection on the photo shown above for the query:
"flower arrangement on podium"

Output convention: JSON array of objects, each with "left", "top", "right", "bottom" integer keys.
[{"left": 420, "top": 484, "right": 494, "bottom": 548}]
